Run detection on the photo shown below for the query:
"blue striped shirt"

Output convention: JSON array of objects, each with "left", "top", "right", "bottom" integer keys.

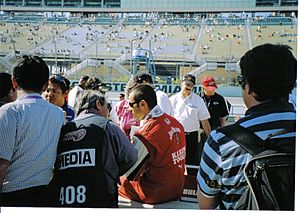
[
  {"left": 0, "top": 93, "right": 65, "bottom": 192},
  {"left": 197, "top": 101, "right": 296, "bottom": 209}
]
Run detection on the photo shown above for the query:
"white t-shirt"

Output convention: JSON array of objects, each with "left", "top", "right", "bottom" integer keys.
[
  {"left": 68, "top": 85, "right": 83, "bottom": 108},
  {"left": 156, "top": 89, "right": 173, "bottom": 115},
  {"left": 169, "top": 92, "right": 210, "bottom": 132}
]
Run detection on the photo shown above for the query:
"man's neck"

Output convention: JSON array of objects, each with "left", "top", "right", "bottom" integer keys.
[{"left": 182, "top": 91, "right": 191, "bottom": 98}]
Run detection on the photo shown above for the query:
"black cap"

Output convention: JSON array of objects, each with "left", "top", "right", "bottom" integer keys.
[
  {"left": 182, "top": 74, "right": 196, "bottom": 85},
  {"left": 133, "top": 72, "right": 153, "bottom": 84}
]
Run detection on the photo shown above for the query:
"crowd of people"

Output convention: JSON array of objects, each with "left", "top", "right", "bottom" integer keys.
[{"left": 0, "top": 43, "right": 296, "bottom": 209}]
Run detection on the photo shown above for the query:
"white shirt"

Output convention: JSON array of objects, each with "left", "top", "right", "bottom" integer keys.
[
  {"left": 68, "top": 85, "right": 83, "bottom": 108},
  {"left": 155, "top": 89, "right": 173, "bottom": 115},
  {"left": 169, "top": 92, "right": 210, "bottom": 132}
]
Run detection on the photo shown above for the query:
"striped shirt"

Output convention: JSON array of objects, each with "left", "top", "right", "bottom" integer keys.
[
  {"left": 0, "top": 93, "right": 65, "bottom": 192},
  {"left": 197, "top": 101, "right": 296, "bottom": 209}
]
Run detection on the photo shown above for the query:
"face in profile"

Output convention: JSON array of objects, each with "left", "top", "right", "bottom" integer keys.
[{"left": 128, "top": 93, "right": 144, "bottom": 121}]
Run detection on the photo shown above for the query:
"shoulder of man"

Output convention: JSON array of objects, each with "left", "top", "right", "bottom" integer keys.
[{"left": 75, "top": 114, "right": 109, "bottom": 130}]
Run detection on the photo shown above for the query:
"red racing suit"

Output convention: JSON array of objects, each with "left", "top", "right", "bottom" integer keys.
[{"left": 119, "top": 113, "right": 186, "bottom": 204}]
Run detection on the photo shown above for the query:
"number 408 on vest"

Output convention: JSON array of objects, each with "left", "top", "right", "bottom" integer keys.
[{"left": 59, "top": 185, "right": 87, "bottom": 205}]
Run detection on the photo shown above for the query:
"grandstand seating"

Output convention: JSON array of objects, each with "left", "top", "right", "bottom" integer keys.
[{"left": 0, "top": 14, "right": 297, "bottom": 82}]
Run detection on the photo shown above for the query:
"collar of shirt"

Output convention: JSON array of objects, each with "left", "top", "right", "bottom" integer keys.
[
  {"left": 181, "top": 91, "right": 192, "bottom": 101},
  {"left": 245, "top": 100, "right": 295, "bottom": 116},
  {"left": 18, "top": 93, "right": 42, "bottom": 100},
  {"left": 143, "top": 105, "right": 164, "bottom": 121}
]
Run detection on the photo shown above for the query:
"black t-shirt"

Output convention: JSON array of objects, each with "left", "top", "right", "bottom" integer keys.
[{"left": 202, "top": 92, "right": 230, "bottom": 130}]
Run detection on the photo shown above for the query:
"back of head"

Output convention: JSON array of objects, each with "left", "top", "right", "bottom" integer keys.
[
  {"left": 12, "top": 55, "right": 49, "bottom": 92},
  {"left": 85, "top": 77, "right": 102, "bottom": 90},
  {"left": 79, "top": 75, "right": 90, "bottom": 88},
  {"left": 133, "top": 72, "right": 153, "bottom": 84},
  {"left": 0, "top": 72, "right": 13, "bottom": 99},
  {"left": 130, "top": 84, "right": 157, "bottom": 109},
  {"left": 239, "top": 44, "right": 296, "bottom": 101},
  {"left": 76, "top": 90, "right": 106, "bottom": 116}
]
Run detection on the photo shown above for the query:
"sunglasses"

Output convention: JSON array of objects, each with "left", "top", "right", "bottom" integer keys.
[
  {"left": 128, "top": 100, "right": 141, "bottom": 107},
  {"left": 237, "top": 75, "right": 247, "bottom": 87}
]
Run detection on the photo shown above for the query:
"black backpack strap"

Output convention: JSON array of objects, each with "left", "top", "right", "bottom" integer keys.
[{"left": 218, "top": 124, "right": 265, "bottom": 156}]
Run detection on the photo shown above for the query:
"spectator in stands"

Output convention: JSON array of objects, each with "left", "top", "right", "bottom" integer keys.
[
  {"left": 133, "top": 72, "right": 173, "bottom": 115},
  {"left": 0, "top": 55, "right": 65, "bottom": 206},
  {"left": 68, "top": 75, "right": 89, "bottom": 109},
  {"left": 118, "top": 84, "right": 186, "bottom": 204},
  {"left": 0, "top": 72, "right": 17, "bottom": 107},
  {"left": 197, "top": 44, "right": 296, "bottom": 209},
  {"left": 45, "top": 74, "right": 75, "bottom": 122},
  {"left": 49, "top": 90, "right": 137, "bottom": 207},
  {"left": 169, "top": 74, "right": 211, "bottom": 175}
]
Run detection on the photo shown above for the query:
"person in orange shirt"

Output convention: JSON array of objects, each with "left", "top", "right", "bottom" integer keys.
[{"left": 118, "top": 84, "right": 186, "bottom": 204}]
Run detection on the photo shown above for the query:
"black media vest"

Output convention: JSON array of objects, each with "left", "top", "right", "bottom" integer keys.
[{"left": 48, "top": 121, "right": 118, "bottom": 208}]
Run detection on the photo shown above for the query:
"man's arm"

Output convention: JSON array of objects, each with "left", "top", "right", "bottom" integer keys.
[
  {"left": 197, "top": 185, "right": 219, "bottom": 209},
  {"left": 219, "top": 116, "right": 227, "bottom": 128},
  {"left": 200, "top": 119, "right": 211, "bottom": 137},
  {"left": 0, "top": 158, "right": 9, "bottom": 191}
]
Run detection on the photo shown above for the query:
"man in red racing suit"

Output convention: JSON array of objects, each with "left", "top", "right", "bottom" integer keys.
[{"left": 118, "top": 84, "right": 186, "bottom": 204}]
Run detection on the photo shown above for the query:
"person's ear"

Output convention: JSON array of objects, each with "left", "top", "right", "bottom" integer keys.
[
  {"left": 95, "top": 99, "right": 102, "bottom": 111},
  {"left": 63, "top": 90, "right": 69, "bottom": 98},
  {"left": 245, "top": 84, "right": 251, "bottom": 95},
  {"left": 11, "top": 76, "right": 19, "bottom": 90},
  {"left": 140, "top": 100, "right": 148, "bottom": 109}
]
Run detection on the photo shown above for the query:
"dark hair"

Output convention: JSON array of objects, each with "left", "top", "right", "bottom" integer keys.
[
  {"left": 85, "top": 77, "right": 102, "bottom": 90},
  {"left": 76, "top": 90, "right": 107, "bottom": 116},
  {"left": 129, "top": 84, "right": 157, "bottom": 109},
  {"left": 12, "top": 55, "right": 49, "bottom": 92},
  {"left": 133, "top": 73, "right": 153, "bottom": 84},
  {"left": 49, "top": 74, "right": 70, "bottom": 93},
  {"left": 239, "top": 44, "right": 297, "bottom": 102},
  {"left": 80, "top": 75, "right": 89, "bottom": 81},
  {"left": 0, "top": 72, "right": 13, "bottom": 99}
]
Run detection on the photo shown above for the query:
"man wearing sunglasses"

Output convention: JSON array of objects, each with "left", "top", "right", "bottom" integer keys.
[
  {"left": 119, "top": 84, "right": 186, "bottom": 204},
  {"left": 45, "top": 74, "right": 75, "bottom": 122},
  {"left": 197, "top": 44, "right": 296, "bottom": 210},
  {"left": 170, "top": 74, "right": 211, "bottom": 175}
]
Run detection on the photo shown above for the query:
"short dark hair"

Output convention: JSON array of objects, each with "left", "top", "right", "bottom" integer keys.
[
  {"left": 239, "top": 44, "right": 296, "bottom": 102},
  {"left": 133, "top": 73, "right": 153, "bottom": 84},
  {"left": 12, "top": 55, "right": 49, "bottom": 92},
  {"left": 49, "top": 75, "right": 70, "bottom": 93},
  {"left": 85, "top": 77, "right": 102, "bottom": 90},
  {"left": 80, "top": 75, "right": 89, "bottom": 81},
  {"left": 0, "top": 72, "right": 13, "bottom": 98},
  {"left": 76, "top": 90, "right": 107, "bottom": 116},
  {"left": 129, "top": 84, "right": 157, "bottom": 109}
]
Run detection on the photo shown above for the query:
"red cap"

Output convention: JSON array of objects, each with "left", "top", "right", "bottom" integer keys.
[{"left": 201, "top": 76, "right": 218, "bottom": 91}]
